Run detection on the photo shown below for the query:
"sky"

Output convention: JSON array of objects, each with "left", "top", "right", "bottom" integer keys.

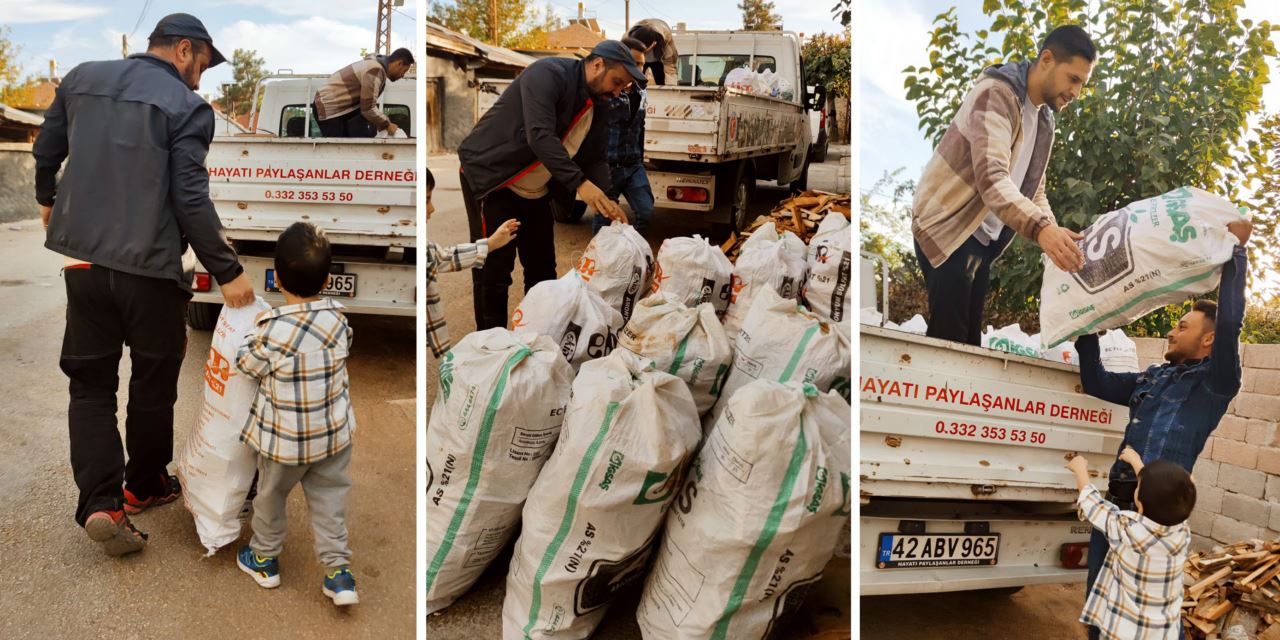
[
  {"left": 857, "top": 0, "right": 1280, "bottom": 216},
  {"left": 0, "top": 0, "right": 418, "bottom": 102}
]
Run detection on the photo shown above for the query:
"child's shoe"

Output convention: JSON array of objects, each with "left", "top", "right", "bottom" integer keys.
[
  {"left": 237, "top": 546, "right": 281, "bottom": 588},
  {"left": 323, "top": 567, "right": 359, "bottom": 606}
]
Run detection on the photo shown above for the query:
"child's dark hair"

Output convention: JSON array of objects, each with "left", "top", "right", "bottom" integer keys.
[
  {"left": 275, "top": 222, "right": 331, "bottom": 297},
  {"left": 426, "top": 168, "right": 435, "bottom": 191},
  {"left": 1137, "top": 459, "right": 1196, "bottom": 527}
]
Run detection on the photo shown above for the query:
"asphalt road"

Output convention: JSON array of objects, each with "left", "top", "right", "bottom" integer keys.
[
  {"left": 424, "top": 147, "right": 852, "bottom": 639},
  {"left": 860, "top": 584, "right": 1089, "bottom": 639},
  {"left": 0, "top": 218, "right": 416, "bottom": 639}
]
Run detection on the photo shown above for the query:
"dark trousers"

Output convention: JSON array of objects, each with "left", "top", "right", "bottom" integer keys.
[
  {"left": 592, "top": 163, "right": 655, "bottom": 236},
  {"left": 61, "top": 266, "right": 189, "bottom": 526},
  {"left": 459, "top": 171, "right": 558, "bottom": 331},
  {"left": 316, "top": 106, "right": 376, "bottom": 138},
  {"left": 913, "top": 235, "right": 998, "bottom": 346}
]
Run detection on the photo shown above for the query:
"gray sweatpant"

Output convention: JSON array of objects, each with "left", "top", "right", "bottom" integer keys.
[{"left": 250, "top": 444, "right": 353, "bottom": 568}]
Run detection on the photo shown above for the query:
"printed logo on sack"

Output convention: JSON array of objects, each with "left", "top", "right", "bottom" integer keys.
[
  {"left": 761, "top": 571, "right": 825, "bottom": 640},
  {"left": 698, "top": 278, "right": 716, "bottom": 305},
  {"left": 987, "top": 336, "right": 1039, "bottom": 358},
  {"left": 1163, "top": 188, "right": 1197, "bottom": 243},
  {"left": 438, "top": 351, "right": 455, "bottom": 401},
  {"left": 598, "top": 451, "right": 626, "bottom": 490},
  {"left": 586, "top": 332, "right": 617, "bottom": 359},
  {"left": 835, "top": 471, "right": 851, "bottom": 517},
  {"left": 204, "top": 347, "right": 232, "bottom": 396},
  {"left": 831, "top": 251, "right": 851, "bottom": 321},
  {"left": 1069, "top": 209, "right": 1135, "bottom": 294},
  {"left": 560, "top": 322, "right": 583, "bottom": 361},
  {"left": 650, "top": 262, "right": 669, "bottom": 294},
  {"left": 815, "top": 245, "right": 832, "bottom": 264},
  {"left": 621, "top": 267, "right": 642, "bottom": 322},
  {"left": 634, "top": 469, "right": 680, "bottom": 505},
  {"left": 573, "top": 530, "right": 659, "bottom": 616},
  {"left": 807, "top": 467, "right": 829, "bottom": 513},
  {"left": 780, "top": 276, "right": 796, "bottom": 299},
  {"left": 577, "top": 256, "right": 599, "bottom": 282},
  {"left": 511, "top": 308, "right": 526, "bottom": 330},
  {"left": 729, "top": 275, "right": 746, "bottom": 304}
]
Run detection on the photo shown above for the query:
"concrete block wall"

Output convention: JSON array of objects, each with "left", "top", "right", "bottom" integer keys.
[
  {"left": 1132, "top": 337, "right": 1280, "bottom": 552},
  {"left": 0, "top": 143, "right": 38, "bottom": 224}
]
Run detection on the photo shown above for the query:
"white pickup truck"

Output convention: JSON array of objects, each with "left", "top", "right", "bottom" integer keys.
[
  {"left": 859, "top": 255, "right": 1125, "bottom": 595},
  {"left": 477, "top": 29, "right": 820, "bottom": 233},
  {"left": 188, "top": 74, "right": 417, "bottom": 329}
]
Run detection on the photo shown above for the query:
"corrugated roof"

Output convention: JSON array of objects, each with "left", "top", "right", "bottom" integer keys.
[
  {"left": 547, "top": 23, "right": 604, "bottom": 49},
  {"left": 426, "top": 21, "right": 536, "bottom": 69},
  {"left": 0, "top": 103, "right": 43, "bottom": 127}
]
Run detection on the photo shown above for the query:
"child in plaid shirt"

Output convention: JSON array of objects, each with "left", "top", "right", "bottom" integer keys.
[
  {"left": 1068, "top": 447, "right": 1195, "bottom": 640},
  {"left": 233, "top": 222, "right": 360, "bottom": 606},
  {"left": 426, "top": 168, "right": 518, "bottom": 358}
]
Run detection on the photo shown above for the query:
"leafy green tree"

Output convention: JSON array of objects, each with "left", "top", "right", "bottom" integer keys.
[
  {"left": 430, "top": 0, "right": 541, "bottom": 48},
  {"left": 0, "top": 26, "right": 35, "bottom": 107},
  {"left": 739, "top": 0, "right": 782, "bottom": 31},
  {"left": 215, "top": 49, "right": 267, "bottom": 117},
  {"left": 902, "top": 0, "right": 1277, "bottom": 336}
]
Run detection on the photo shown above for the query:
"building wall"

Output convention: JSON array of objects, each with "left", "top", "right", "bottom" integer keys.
[
  {"left": 426, "top": 51, "right": 477, "bottom": 152},
  {"left": 1131, "top": 337, "right": 1280, "bottom": 551},
  {"left": 0, "top": 143, "right": 38, "bottom": 224}
]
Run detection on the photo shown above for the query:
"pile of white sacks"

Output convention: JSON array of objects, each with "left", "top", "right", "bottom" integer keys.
[{"left": 426, "top": 217, "right": 853, "bottom": 639}]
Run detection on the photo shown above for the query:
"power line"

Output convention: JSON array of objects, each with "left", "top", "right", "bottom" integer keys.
[{"left": 129, "top": 0, "right": 154, "bottom": 38}]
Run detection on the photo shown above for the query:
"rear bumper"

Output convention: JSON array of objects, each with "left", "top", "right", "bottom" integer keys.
[
  {"left": 192, "top": 254, "right": 415, "bottom": 316},
  {"left": 859, "top": 504, "right": 1091, "bottom": 596},
  {"left": 648, "top": 169, "right": 716, "bottom": 212}
]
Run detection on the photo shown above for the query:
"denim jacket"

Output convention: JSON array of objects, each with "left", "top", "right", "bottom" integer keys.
[{"left": 1078, "top": 246, "right": 1246, "bottom": 493}]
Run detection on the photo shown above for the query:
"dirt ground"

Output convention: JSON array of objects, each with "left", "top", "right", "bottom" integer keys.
[
  {"left": 860, "top": 583, "right": 1089, "bottom": 640},
  {"left": 0, "top": 219, "right": 416, "bottom": 639}
]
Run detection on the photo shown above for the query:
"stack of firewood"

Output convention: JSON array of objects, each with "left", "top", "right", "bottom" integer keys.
[
  {"left": 1184, "top": 541, "right": 1280, "bottom": 639},
  {"left": 721, "top": 190, "right": 851, "bottom": 262}
]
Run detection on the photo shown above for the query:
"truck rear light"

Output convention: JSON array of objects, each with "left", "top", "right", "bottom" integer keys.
[
  {"left": 667, "top": 186, "right": 709, "bottom": 203},
  {"left": 193, "top": 272, "right": 212, "bottom": 292},
  {"left": 1060, "top": 542, "right": 1090, "bottom": 569},
  {"left": 820, "top": 110, "right": 827, "bottom": 130}
]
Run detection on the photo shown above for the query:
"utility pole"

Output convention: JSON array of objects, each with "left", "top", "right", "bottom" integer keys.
[
  {"left": 489, "top": 0, "right": 498, "bottom": 45},
  {"left": 121, "top": 35, "right": 128, "bottom": 59},
  {"left": 375, "top": 0, "right": 397, "bottom": 55},
  {"left": 625, "top": 0, "right": 630, "bottom": 32}
]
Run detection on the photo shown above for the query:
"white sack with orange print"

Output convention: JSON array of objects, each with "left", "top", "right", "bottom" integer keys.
[
  {"left": 722, "top": 222, "right": 808, "bottom": 341},
  {"left": 575, "top": 222, "right": 653, "bottom": 325},
  {"left": 649, "top": 235, "right": 735, "bottom": 317},
  {"left": 513, "top": 271, "right": 625, "bottom": 372},
  {"left": 176, "top": 297, "right": 271, "bottom": 555}
]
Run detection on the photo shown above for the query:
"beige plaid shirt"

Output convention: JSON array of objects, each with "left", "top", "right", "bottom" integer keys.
[
  {"left": 1077, "top": 485, "right": 1188, "bottom": 639},
  {"left": 236, "top": 298, "right": 356, "bottom": 465}
]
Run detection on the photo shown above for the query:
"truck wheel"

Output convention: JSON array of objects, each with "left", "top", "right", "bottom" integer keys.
[
  {"left": 551, "top": 199, "right": 588, "bottom": 224},
  {"left": 716, "top": 162, "right": 755, "bottom": 233},
  {"left": 187, "top": 301, "right": 221, "bottom": 331},
  {"left": 789, "top": 158, "right": 810, "bottom": 193}
]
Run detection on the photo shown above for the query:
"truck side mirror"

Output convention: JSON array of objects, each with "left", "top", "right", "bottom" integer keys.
[{"left": 811, "top": 84, "right": 827, "bottom": 111}]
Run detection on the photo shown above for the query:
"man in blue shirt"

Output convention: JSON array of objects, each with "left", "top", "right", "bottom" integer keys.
[
  {"left": 592, "top": 36, "right": 655, "bottom": 237},
  {"left": 1077, "top": 219, "right": 1251, "bottom": 640}
]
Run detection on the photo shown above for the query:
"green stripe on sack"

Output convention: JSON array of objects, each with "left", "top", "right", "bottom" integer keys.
[
  {"left": 778, "top": 325, "right": 819, "bottom": 382},
  {"left": 710, "top": 420, "right": 809, "bottom": 640},
  {"left": 524, "top": 401, "right": 620, "bottom": 637},
  {"left": 1047, "top": 268, "right": 1221, "bottom": 348},
  {"left": 425, "top": 347, "right": 532, "bottom": 595},
  {"left": 668, "top": 334, "right": 691, "bottom": 376}
]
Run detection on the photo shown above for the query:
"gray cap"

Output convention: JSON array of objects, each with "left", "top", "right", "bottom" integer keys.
[
  {"left": 590, "top": 40, "right": 646, "bottom": 86},
  {"left": 149, "top": 13, "right": 226, "bottom": 67}
]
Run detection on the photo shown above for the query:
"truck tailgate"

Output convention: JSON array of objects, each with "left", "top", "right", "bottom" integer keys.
[
  {"left": 206, "top": 137, "right": 416, "bottom": 246},
  {"left": 860, "top": 325, "right": 1124, "bottom": 503}
]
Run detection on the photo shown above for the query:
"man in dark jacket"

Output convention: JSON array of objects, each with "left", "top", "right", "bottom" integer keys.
[
  {"left": 457, "top": 40, "right": 640, "bottom": 331},
  {"left": 33, "top": 13, "right": 254, "bottom": 556},
  {"left": 1076, "top": 220, "right": 1251, "bottom": 640}
]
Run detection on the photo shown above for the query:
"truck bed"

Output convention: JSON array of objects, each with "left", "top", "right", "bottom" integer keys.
[{"left": 644, "top": 86, "right": 805, "bottom": 162}]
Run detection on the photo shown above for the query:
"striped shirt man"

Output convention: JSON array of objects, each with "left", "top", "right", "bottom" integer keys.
[
  {"left": 236, "top": 298, "right": 356, "bottom": 465},
  {"left": 1077, "top": 484, "right": 1188, "bottom": 639}
]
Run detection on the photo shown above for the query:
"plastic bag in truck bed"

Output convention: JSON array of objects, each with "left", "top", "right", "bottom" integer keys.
[
  {"left": 651, "top": 235, "right": 735, "bottom": 317},
  {"left": 617, "top": 293, "right": 734, "bottom": 415},
  {"left": 512, "top": 271, "right": 624, "bottom": 371},
  {"left": 722, "top": 222, "right": 808, "bottom": 342},
  {"left": 502, "top": 351, "right": 701, "bottom": 640},
  {"left": 176, "top": 297, "right": 271, "bottom": 555},
  {"left": 1040, "top": 186, "right": 1248, "bottom": 348},
  {"left": 637, "top": 380, "right": 852, "bottom": 640},
  {"left": 707, "top": 287, "right": 851, "bottom": 428},
  {"left": 425, "top": 329, "right": 575, "bottom": 614},
  {"left": 575, "top": 223, "right": 654, "bottom": 325},
  {"left": 981, "top": 323, "right": 1041, "bottom": 358},
  {"left": 803, "top": 211, "right": 852, "bottom": 332},
  {"left": 1098, "top": 329, "right": 1140, "bottom": 373}
]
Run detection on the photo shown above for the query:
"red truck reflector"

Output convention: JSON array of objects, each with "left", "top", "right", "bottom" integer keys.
[
  {"left": 1060, "top": 541, "right": 1090, "bottom": 569},
  {"left": 667, "top": 186, "right": 709, "bottom": 203},
  {"left": 193, "top": 273, "right": 212, "bottom": 292}
]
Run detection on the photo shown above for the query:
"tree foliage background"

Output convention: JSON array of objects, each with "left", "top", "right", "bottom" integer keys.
[
  {"left": 879, "top": 0, "right": 1280, "bottom": 340},
  {"left": 430, "top": 0, "right": 565, "bottom": 49},
  {"left": 0, "top": 26, "right": 36, "bottom": 107},
  {"left": 739, "top": 0, "right": 782, "bottom": 31},
  {"left": 803, "top": 30, "right": 851, "bottom": 141},
  {"left": 214, "top": 49, "right": 267, "bottom": 118}
]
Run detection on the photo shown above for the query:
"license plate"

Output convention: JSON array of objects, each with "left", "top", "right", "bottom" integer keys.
[
  {"left": 264, "top": 268, "right": 357, "bottom": 298},
  {"left": 876, "top": 533, "right": 1000, "bottom": 569}
]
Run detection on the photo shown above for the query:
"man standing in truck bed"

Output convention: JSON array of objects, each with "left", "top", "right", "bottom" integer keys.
[
  {"left": 912, "top": 25, "right": 1094, "bottom": 346},
  {"left": 1076, "top": 219, "right": 1251, "bottom": 640},
  {"left": 313, "top": 48, "right": 415, "bottom": 138},
  {"left": 33, "top": 13, "right": 254, "bottom": 556}
]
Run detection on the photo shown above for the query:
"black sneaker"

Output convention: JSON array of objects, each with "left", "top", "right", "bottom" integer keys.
[{"left": 84, "top": 509, "right": 147, "bottom": 556}]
